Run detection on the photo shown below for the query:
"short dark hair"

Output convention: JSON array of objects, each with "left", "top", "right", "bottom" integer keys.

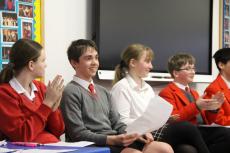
[
  {"left": 67, "top": 39, "right": 98, "bottom": 63},
  {"left": 213, "top": 48, "right": 230, "bottom": 71},
  {"left": 168, "top": 53, "right": 195, "bottom": 78}
]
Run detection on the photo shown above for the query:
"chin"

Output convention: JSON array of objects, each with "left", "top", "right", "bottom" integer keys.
[{"left": 90, "top": 72, "right": 97, "bottom": 77}]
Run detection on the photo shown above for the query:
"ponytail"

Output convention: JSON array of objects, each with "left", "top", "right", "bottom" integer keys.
[
  {"left": 0, "top": 63, "right": 14, "bottom": 83},
  {"left": 113, "top": 60, "right": 128, "bottom": 85}
]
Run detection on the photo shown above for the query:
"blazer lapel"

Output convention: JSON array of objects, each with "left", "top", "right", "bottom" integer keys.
[{"left": 170, "top": 83, "right": 191, "bottom": 105}]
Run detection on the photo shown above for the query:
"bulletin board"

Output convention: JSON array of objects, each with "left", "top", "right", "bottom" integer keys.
[
  {"left": 221, "top": 0, "right": 230, "bottom": 48},
  {"left": 0, "top": 0, "right": 42, "bottom": 70}
]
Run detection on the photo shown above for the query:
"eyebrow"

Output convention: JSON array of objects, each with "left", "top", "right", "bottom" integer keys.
[{"left": 83, "top": 54, "right": 98, "bottom": 58}]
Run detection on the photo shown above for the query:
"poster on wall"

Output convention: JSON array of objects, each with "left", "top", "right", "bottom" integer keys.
[
  {"left": 223, "top": 0, "right": 230, "bottom": 48},
  {"left": 0, "top": 0, "right": 41, "bottom": 70}
]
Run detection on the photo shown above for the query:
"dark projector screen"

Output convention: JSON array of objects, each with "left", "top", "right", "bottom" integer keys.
[{"left": 95, "top": 0, "right": 212, "bottom": 76}]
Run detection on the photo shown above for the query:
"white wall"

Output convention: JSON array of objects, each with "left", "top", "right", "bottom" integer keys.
[
  {"left": 44, "top": 0, "right": 93, "bottom": 84},
  {"left": 44, "top": 0, "right": 220, "bottom": 94}
]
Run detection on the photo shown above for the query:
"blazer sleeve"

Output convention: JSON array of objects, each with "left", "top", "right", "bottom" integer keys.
[
  {"left": 0, "top": 87, "right": 52, "bottom": 142},
  {"left": 204, "top": 87, "right": 230, "bottom": 125},
  {"left": 36, "top": 81, "right": 65, "bottom": 138},
  {"left": 46, "top": 109, "right": 65, "bottom": 138},
  {"left": 159, "top": 89, "right": 200, "bottom": 122}
]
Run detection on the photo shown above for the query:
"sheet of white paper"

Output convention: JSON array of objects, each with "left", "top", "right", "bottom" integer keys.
[
  {"left": 0, "top": 147, "right": 18, "bottom": 153},
  {"left": 198, "top": 123, "right": 230, "bottom": 128},
  {"left": 126, "top": 96, "right": 173, "bottom": 135},
  {"left": 19, "top": 149, "right": 76, "bottom": 153},
  {"left": 0, "top": 140, "right": 6, "bottom": 146},
  {"left": 46, "top": 141, "right": 94, "bottom": 147}
]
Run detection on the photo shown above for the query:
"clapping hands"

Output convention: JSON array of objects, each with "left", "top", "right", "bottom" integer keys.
[
  {"left": 196, "top": 91, "right": 224, "bottom": 111},
  {"left": 44, "top": 75, "right": 64, "bottom": 111}
]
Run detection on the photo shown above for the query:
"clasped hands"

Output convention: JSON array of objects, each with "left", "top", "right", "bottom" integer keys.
[
  {"left": 107, "top": 132, "right": 154, "bottom": 147},
  {"left": 44, "top": 75, "right": 64, "bottom": 111}
]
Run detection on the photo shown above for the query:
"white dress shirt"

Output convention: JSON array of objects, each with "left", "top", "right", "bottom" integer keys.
[
  {"left": 174, "top": 82, "right": 189, "bottom": 91},
  {"left": 9, "top": 77, "right": 38, "bottom": 101},
  {"left": 111, "top": 74, "right": 155, "bottom": 125},
  {"left": 72, "top": 75, "right": 95, "bottom": 93}
]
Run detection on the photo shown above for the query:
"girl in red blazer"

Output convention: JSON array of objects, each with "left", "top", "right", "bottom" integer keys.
[{"left": 0, "top": 39, "right": 65, "bottom": 143}]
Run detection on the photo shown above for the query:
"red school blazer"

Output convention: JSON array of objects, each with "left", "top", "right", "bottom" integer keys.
[
  {"left": 204, "top": 74, "right": 230, "bottom": 125},
  {"left": 159, "top": 82, "right": 218, "bottom": 125}
]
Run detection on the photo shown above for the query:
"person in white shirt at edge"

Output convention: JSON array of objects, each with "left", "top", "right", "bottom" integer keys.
[{"left": 111, "top": 44, "right": 211, "bottom": 153}]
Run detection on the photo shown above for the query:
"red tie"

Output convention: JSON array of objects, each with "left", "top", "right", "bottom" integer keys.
[
  {"left": 185, "top": 87, "right": 190, "bottom": 93},
  {"left": 88, "top": 83, "right": 96, "bottom": 94}
]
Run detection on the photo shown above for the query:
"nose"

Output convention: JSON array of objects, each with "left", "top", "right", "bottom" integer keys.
[
  {"left": 92, "top": 57, "right": 99, "bottom": 65},
  {"left": 149, "top": 62, "right": 153, "bottom": 70},
  {"left": 190, "top": 69, "right": 195, "bottom": 74}
]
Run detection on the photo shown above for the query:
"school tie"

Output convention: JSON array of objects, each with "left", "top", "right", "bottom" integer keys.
[
  {"left": 185, "top": 87, "right": 189, "bottom": 92},
  {"left": 184, "top": 87, "right": 194, "bottom": 102},
  {"left": 184, "top": 87, "right": 204, "bottom": 124},
  {"left": 88, "top": 83, "right": 96, "bottom": 95}
]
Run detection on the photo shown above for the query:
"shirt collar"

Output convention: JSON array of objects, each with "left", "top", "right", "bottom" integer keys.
[
  {"left": 9, "top": 77, "right": 38, "bottom": 101},
  {"left": 126, "top": 74, "right": 148, "bottom": 91},
  {"left": 221, "top": 75, "right": 230, "bottom": 89},
  {"left": 72, "top": 75, "right": 94, "bottom": 91},
  {"left": 174, "top": 81, "right": 189, "bottom": 91}
]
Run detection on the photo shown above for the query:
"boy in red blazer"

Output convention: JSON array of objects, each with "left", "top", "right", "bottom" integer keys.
[
  {"left": 159, "top": 53, "right": 230, "bottom": 153},
  {"left": 204, "top": 48, "right": 230, "bottom": 125}
]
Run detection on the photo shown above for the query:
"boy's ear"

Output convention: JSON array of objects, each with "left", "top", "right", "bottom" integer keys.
[
  {"left": 172, "top": 70, "right": 179, "bottom": 78},
  {"left": 70, "top": 59, "right": 78, "bottom": 69},
  {"left": 218, "top": 62, "right": 225, "bottom": 70}
]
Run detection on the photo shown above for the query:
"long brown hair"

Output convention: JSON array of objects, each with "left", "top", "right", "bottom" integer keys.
[
  {"left": 113, "top": 44, "right": 154, "bottom": 85},
  {"left": 0, "top": 39, "right": 42, "bottom": 83}
]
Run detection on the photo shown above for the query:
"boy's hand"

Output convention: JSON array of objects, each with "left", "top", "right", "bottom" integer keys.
[
  {"left": 106, "top": 133, "right": 139, "bottom": 146},
  {"left": 138, "top": 133, "right": 154, "bottom": 144},
  {"left": 196, "top": 92, "right": 224, "bottom": 110},
  {"left": 167, "top": 114, "right": 180, "bottom": 123},
  {"left": 212, "top": 91, "right": 225, "bottom": 105}
]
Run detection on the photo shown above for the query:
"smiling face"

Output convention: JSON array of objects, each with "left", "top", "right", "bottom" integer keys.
[
  {"left": 131, "top": 50, "right": 153, "bottom": 78},
  {"left": 173, "top": 62, "right": 195, "bottom": 85},
  {"left": 73, "top": 47, "right": 99, "bottom": 81}
]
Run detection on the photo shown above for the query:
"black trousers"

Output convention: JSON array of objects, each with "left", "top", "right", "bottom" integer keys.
[
  {"left": 199, "top": 127, "right": 230, "bottom": 153},
  {"left": 161, "top": 121, "right": 210, "bottom": 153}
]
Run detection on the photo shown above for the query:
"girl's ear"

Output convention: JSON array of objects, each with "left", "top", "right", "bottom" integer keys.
[
  {"left": 28, "top": 60, "right": 34, "bottom": 71},
  {"left": 129, "top": 59, "right": 136, "bottom": 68}
]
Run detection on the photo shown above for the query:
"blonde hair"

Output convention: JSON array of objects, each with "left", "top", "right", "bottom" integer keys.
[{"left": 113, "top": 44, "right": 154, "bottom": 85}]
